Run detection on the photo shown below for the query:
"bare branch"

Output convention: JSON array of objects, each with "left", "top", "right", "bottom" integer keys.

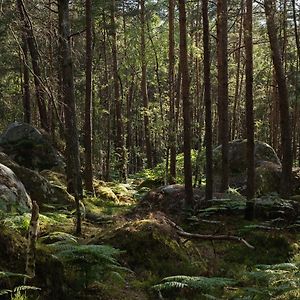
[{"left": 165, "top": 218, "right": 255, "bottom": 249}]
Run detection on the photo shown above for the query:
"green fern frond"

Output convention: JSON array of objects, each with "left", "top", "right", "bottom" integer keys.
[
  {"left": 47, "top": 241, "right": 128, "bottom": 288},
  {"left": 14, "top": 286, "right": 41, "bottom": 293},
  {"left": 0, "top": 271, "right": 29, "bottom": 279},
  {"left": 153, "top": 281, "right": 188, "bottom": 291},
  {"left": 0, "top": 289, "right": 12, "bottom": 296},
  {"left": 52, "top": 243, "right": 122, "bottom": 266},
  {"left": 256, "top": 263, "right": 298, "bottom": 271},
  {"left": 153, "top": 275, "right": 237, "bottom": 293}
]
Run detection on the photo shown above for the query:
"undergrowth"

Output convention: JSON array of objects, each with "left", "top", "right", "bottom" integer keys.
[
  {"left": 152, "top": 249, "right": 300, "bottom": 299},
  {"left": 48, "top": 240, "right": 129, "bottom": 290}
]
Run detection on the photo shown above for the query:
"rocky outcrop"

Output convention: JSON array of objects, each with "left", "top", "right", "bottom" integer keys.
[
  {"left": 0, "top": 152, "right": 73, "bottom": 209},
  {"left": 0, "top": 122, "right": 64, "bottom": 171},
  {"left": 0, "top": 163, "right": 31, "bottom": 213}
]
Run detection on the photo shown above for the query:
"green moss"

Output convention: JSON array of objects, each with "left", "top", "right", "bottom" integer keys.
[
  {"left": 222, "top": 232, "right": 292, "bottom": 274},
  {"left": 84, "top": 196, "right": 134, "bottom": 219},
  {"left": 95, "top": 186, "right": 119, "bottom": 202},
  {"left": 93, "top": 217, "right": 206, "bottom": 283},
  {"left": 40, "top": 170, "right": 66, "bottom": 187}
]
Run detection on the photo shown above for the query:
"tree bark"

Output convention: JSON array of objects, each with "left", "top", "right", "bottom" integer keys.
[
  {"left": 217, "top": 0, "right": 229, "bottom": 192},
  {"left": 25, "top": 201, "right": 39, "bottom": 279},
  {"left": 16, "top": 0, "right": 49, "bottom": 131},
  {"left": 84, "top": 0, "right": 94, "bottom": 193},
  {"left": 244, "top": 0, "right": 255, "bottom": 220},
  {"left": 292, "top": 0, "right": 300, "bottom": 61},
  {"left": 202, "top": 0, "right": 213, "bottom": 201},
  {"left": 58, "top": 0, "right": 83, "bottom": 235},
  {"left": 178, "top": 0, "right": 193, "bottom": 207},
  {"left": 140, "top": 0, "right": 153, "bottom": 169},
  {"left": 21, "top": 38, "right": 31, "bottom": 124},
  {"left": 232, "top": 1, "right": 244, "bottom": 141},
  {"left": 111, "top": 0, "right": 127, "bottom": 180},
  {"left": 168, "top": 0, "right": 176, "bottom": 183},
  {"left": 264, "top": 0, "right": 293, "bottom": 198}
]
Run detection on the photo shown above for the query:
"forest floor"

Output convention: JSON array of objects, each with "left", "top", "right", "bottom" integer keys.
[{"left": 1, "top": 174, "right": 300, "bottom": 300}]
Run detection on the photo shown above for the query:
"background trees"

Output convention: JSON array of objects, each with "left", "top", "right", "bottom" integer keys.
[{"left": 0, "top": 0, "right": 299, "bottom": 195}]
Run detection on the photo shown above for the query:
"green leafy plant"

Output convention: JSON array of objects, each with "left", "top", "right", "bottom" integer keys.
[
  {"left": 0, "top": 271, "right": 40, "bottom": 299},
  {"left": 49, "top": 241, "right": 129, "bottom": 289},
  {"left": 153, "top": 275, "right": 237, "bottom": 298},
  {"left": 232, "top": 262, "right": 300, "bottom": 299}
]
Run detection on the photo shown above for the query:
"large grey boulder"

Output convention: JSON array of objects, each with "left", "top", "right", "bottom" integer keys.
[
  {"left": 0, "top": 122, "right": 64, "bottom": 171},
  {"left": 0, "top": 163, "right": 31, "bottom": 213},
  {"left": 213, "top": 140, "right": 282, "bottom": 194},
  {"left": 213, "top": 139, "right": 281, "bottom": 174},
  {"left": 0, "top": 152, "right": 73, "bottom": 210}
]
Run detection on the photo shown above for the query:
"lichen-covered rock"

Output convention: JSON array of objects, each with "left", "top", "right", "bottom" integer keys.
[
  {"left": 0, "top": 122, "right": 64, "bottom": 171},
  {"left": 0, "top": 163, "right": 31, "bottom": 213},
  {"left": 0, "top": 152, "right": 73, "bottom": 209}
]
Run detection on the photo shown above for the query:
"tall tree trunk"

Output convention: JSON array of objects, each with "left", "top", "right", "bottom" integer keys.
[
  {"left": 102, "top": 17, "right": 111, "bottom": 181},
  {"left": 16, "top": 0, "right": 49, "bottom": 131},
  {"left": 217, "top": 0, "right": 229, "bottom": 192},
  {"left": 232, "top": 1, "right": 244, "bottom": 140},
  {"left": 292, "top": 0, "right": 300, "bottom": 61},
  {"left": 111, "top": 0, "right": 127, "bottom": 180},
  {"left": 140, "top": 0, "right": 153, "bottom": 168},
  {"left": 292, "top": 0, "right": 300, "bottom": 165},
  {"left": 202, "top": 0, "right": 213, "bottom": 201},
  {"left": 178, "top": 0, "right": 193, "bottom": 207},
  {"left": 84, "top": 0, "right": 94, "bottom": 193},
  {"left": 264, "top": 0, "right": 292, "bottom": 198},
  {"left": 21, "top": 38, "right": 31, "bottom": 124},
  {"left": 168, "top": 0, "right": 176, "bottom": 183},
  {"left": 58, "top": 0, "right": 83, "bottom": 235},
  {"left": 244, "top": 0, "right": 255, "bottom": 220},
  {"left": 126, "top": 74, "right": 135, "bottom": 174}
]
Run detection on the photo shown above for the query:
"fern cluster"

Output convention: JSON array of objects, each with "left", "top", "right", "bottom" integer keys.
[
  {"left": 153, "top": 275, "right": 237, "bottom": 298},
  {"left": 0, "top": 271, "right": 40, "bottom": 300},
  {"left": 152, "top": 261, "right": 300, "bottom": 299},
  {"left": 49, "top": 240, "right": 128, "bottom": 289},
  {"left": 234, "top": 262, "right": 300, "bottom": 299}
]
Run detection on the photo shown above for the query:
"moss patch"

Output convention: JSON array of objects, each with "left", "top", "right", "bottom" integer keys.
[{"left": 90, "top": 213, "right": 206, "bottom": 284}]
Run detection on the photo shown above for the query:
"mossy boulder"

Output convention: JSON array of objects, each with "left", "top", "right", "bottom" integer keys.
[
  {"left": 0, "top": 152, "right": 73, "bottom": 209},
  {"left": 213, "top": 140, "right": 281, "bottom": 174},
  {"left": 255, "top": 161, "right": 281, "bottom": 195},
  {"left": 0, "top": 163, "right": 31, "bottom": 213},
  {"left": 213, "top": 140, "right": 282, "bottom": 194},
  {"left": 94, "top": 182, "right": 119, "bottom": 203},
  {"left": 138, "top": 184, "right": 204, "bottom": 217},
  {"left": 40, "top": 170, "right": 67, "bottom": 187},
  {"left": 0, "top": 223, "right": 26, "bottom": 270},
  {"left": 90, "top": 213, "right": 204, "bottom": 278},
  {"left": 254, "top": 195, "right": 300, "bottom": 220},
  {"left": 0, "top": 122, "right": 64, "bottom": 171}
]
